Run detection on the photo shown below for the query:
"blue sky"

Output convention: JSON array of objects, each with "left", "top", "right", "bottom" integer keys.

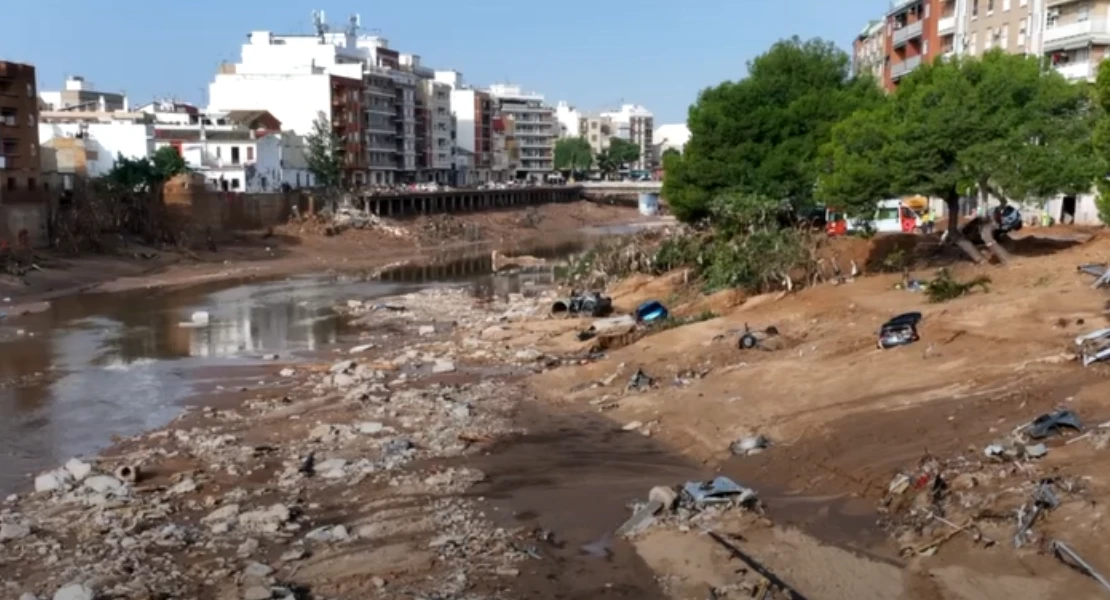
[{"left": 1, "top": 0, "right": 880, "bottom": 124}]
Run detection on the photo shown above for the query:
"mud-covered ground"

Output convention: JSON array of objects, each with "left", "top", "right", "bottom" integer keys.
[{"left": 8, "top": 225, "right": 1110, "bottom": 599}]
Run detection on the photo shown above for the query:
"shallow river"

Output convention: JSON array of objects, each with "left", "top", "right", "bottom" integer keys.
[{"left": 0, "top": 242, "right": 573, "bottom": 495}]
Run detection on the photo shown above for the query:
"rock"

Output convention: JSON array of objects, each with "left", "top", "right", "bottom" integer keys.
[
  {"left": 19, "top": 594, "right": 39, "bottom": 600},
  {"left": 431, "top": 360, "right": 456, "bottom": 374},
  {"left": 621, "top": 421, "right": 644, "bottom": 432},
  {"left": 332, "top": 525, "right": 350, "bottom": 541},
  {"left": 347, "top": 299, "right": 364, "bottom": 309},
  {"left": 237, "top": 538, "right": 260, "bottom": 556},
  {"left": 418, "top": 325, "right": 436, "bottom": 336},
  {"left": 34, "top": 470, "right": 73, "bottom": 493},
  {"left": 330, "top": 360, "right": 356, "bottom": 374},
  {"left": 382, "top": 438, "right": 415, "bottom": 456},
  {"left": 52, "top": 584, "right": 94, "bottom": 600},
  {"left": 64, "top": 459, "right": 92, "bottom": 482},
  {"left": 280, "top": 547, "right": 306, "bottom": 562},
  {"left": 349, "top": 344, "right": 374, "bottom": 354},
  {"left": 279, "top": 368, "right": 295, "bottom": 378},
  {"left": 242, "top": 585, "right": 272, "bottom": 600},
  {"left": 0, "top": 521, "right": 32, "bottom": 542},
  {"left": 202, "top": 504, "right": 241, "bottom": 526},
  {"left": 515, "top": 348, "right": 543, "bottom": 362},
  {"left": 316, "top": 458, "right": 348, "bottom": 478},
  {"left": 243, "top": 561, "right": 274, "bottom": 578},
  {"left": 648, "top": 486, "right": 679, "bottom": 511},
  {"left": 729, "top": 435, "right": 770, "bottom": 457},
  {"left": 83, "top": 475, "right": 124, "bottom": 494},
  {"left": 169, "top": 478, "right": 197, "bottom": 495},
  {"left": 239, "top": 504, "right": 291, "bottom": 534},
  {"left": 496, "top": 567, "right": 521, "bottom": 577},
  {"left": 332, "top": 373, "right": 356, "bottom": 388},
  {"left": 480, "top": 325, "right": 510, "bottom": 341},
  {"left": 263, "top": 353, "right": 279, "bottom": 361},
  {"left": 305, "top": 526, "right": 339, "bottom": 543},
  {"left": 356, "top": 422, "right": 385, "bottom": 435}
]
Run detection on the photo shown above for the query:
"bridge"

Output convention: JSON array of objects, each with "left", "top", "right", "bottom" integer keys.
[{"left": 578, "top": 181, "right": 664, "bottom": 205}]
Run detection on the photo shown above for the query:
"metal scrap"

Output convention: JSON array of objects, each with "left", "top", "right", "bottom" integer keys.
[
  {"left": 1027, "top": 410, "right": 1083, "bottom": 440},
  {"left": 1014, "top": 481, "right": 1060, "bottom": 548},
  {"left": 1052, "top": 541, "right": 1110, "bottom": 594},
  {"left": 1076, "top": 328, "right": 1110, "bottom": 366}
]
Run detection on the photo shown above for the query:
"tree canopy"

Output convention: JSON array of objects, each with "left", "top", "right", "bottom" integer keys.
[
  {"left": 305, "top": 111, "right": 343, "bottom": 191},
  {"left": 1093, "top": 61, "right": 1110, "bottom": 221},
  {"left": 608, "top": 137, "right": 641, "bottom": 166},
  {"left": 553, "top": 136, "right": 593, "bottom": 172},
  {"left": 663, "top": 36, "right": 883, "bottom": 222},
  {"left": 102, "top": 146, "right": 189, "bottom": 193}
]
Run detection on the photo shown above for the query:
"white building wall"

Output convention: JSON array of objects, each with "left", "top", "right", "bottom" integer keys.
[
  {"left": 208, "top": 73, "right": 331, "bottom": 136},
  {"left": 555, "top": 101, "right": 581, "bottom": 138},
  {"left": 450, "top": 89, "right": 477, "bottom": 154},
  {"left": 38, "top": 122, "right": 153, "bottom": 177}
]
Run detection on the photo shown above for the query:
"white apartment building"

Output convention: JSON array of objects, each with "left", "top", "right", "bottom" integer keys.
[
  {"left": 436, "top": 71, "right": 503, "bottom": 184},
  {"left": 1042, "top": 0, "right": 1110, "bottom": 82},
  {"left": 600, "top": 104, "right": 654, "bottom": 171},
  {"left": 39, "top": 76, "right": 127, "bottom": 113},
  {"left": 38, "top": 118, "right": 153, "bottom": 182},
  {"left": 416, "top": 78, "right": 454, "bottom": 182},
  {"left": 555, "top": 101, "right": 581, "bottom": 138},
  {"left": 488, "top": 84, "right": 555, "bottom": 180}
]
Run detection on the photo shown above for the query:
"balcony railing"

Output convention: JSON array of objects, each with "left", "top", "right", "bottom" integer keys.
[
  {"left": 892, "top": 20, "right": 924, "bottom": 46},
  {"left": 1055, "top": 60, "right": 1094, "bottom": 82},
  {"left": 890, "top": 55, "right": 923, "bottom": 80},
  {"left": 1044, "top": 18, "right": 1110, "bottom": 51},
  {"left": 937, "top": 14, "right": 956, "bottom": 34}
]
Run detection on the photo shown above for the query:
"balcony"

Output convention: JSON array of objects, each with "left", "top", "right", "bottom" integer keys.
[
  {"left": 1044, "top": 19, "right": 1110, "bottom": 51},
  {"left": 892, "top": 20, "right": 924, "bottom": 47},
  {"left": 1055, "top": 59, "right": 1094, "bottom": 82},
  {"left": 890, "top": 55, "right": 923, "bottom": 80},
  {"left": 937, "top": 14, "right": 956, "bottom": 34}
]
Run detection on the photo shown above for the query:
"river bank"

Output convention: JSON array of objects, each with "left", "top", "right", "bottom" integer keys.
[{"left": 0, "top": 200, "right": 650, "bottom": 317}]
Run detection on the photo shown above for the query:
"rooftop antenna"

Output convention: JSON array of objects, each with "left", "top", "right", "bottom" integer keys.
[
  {"left": 312, "top": 10, "right": 329, "bottom": 41},
  {"left": 347, "top": 14, "right": 360, "bottom": 37}
]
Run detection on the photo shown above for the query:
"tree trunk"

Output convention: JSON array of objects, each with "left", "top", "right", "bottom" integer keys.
[{"left": 944, "top": 194, "right": 985, "bottom": 264}]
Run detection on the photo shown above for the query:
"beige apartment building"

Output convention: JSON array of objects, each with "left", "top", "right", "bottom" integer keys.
[
  {"left": 962, "top": 0, "right": 1039, "bottom": 58},
  {"left": 579, "top": 114, "right": 615, "bottom": 155},
  {"left": 1042, "top": 0, "right": 1110, "bottom": 81}
]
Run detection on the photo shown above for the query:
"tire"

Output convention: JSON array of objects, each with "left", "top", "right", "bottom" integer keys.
[{"left": 739, "top": 333, "right": 759, "bottom": 349}]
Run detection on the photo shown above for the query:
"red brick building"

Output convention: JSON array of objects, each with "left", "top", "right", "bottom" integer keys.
[
  {"left": 0, "top": 61, "right": 42, "bottom": 204},
  {"left": 883, "top": 0, "right": 947, "bottom": 91},
  {"left": 330, "top": 75, "right": 367, "bottom": 185}
]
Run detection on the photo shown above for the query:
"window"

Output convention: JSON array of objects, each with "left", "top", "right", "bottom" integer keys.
[
  {"left": 231, "top": 147, "right": 240, "bottom": 164},
  {"left": 215, "top": 146, "right": 222, "bottom": 159},
  {"left": 1001, "top": 24, "right": 1009, "bottom": 49},
  {"left": 1003, "top": 0, "right": 1010, "bottom": 9},
  {"left": 6, "top": 177, "right": 14, "bottom": 191},
  {"left": 27, "top": 114, "right": 33, "bottom": 127},
  {"left": 924, "top": 2, "right": 930, "bottom": 17},
  {"left": 246, "top": 146, "right": 254, "bottom": 161},
  {"left": 985, "top": 31, "right": 994, "bottom": 50},
  {"left": 25, "top": 83, "right": 32, "bottom": 97},
  {"left": 1047, "top": 8, "right": 1059, "bottom": 27},
  {"left": 1018, "top": 18, "right": 1027, "bottom": 45},
  {"left": 923, "top": 39, "right": 930, "bottom": 56},
  {"left": 987, "top": 0, "right": 994, "bottom": 13},
  {"left": 970, "top": 31, "right": 978, "bottom": 55},
  {"left": 27, "top": 177, "right": 35, "bottom": 190},
  {"left": 972, "top": 0, "right": 978, "bottom": 17},
  {"left": 1078, "top": 2, "right": 1091, "bottom": 22},
  {"left": 231, "top": 178, "right": 240, "bottom": 190},
  {"left": 1020, "top": 0, "right": 1027, "bottom": 5}
]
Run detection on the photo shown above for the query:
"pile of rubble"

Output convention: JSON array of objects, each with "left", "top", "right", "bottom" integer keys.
[{"left": 0, "top": 287, "right": 568, "bottom": 600}]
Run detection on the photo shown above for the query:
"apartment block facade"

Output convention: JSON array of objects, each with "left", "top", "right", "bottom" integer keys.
[
  {"left": 1042, "top": 0, "right": 1110, "bottom": 82},
  {"left": 601, "top": 104, "right": 655, "bottom": 171},
  {"left": 883, "top": 0, "right": 950, "bottom": 89},
  {"left": 39, "top": 76, "right": 126, "bottom": 113},
  {"left": 854, "top": 21, "right": 888, "bottom": 80},
  {"left": 488, "top": 84, "right": 556, "bottom": 180},
  {"left": 0, "top": 61, "right": 42, "bottom": 204}
]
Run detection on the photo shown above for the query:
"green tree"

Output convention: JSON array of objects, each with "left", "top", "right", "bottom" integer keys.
[
  {"left": 609, "top": 137, "right": 641, "bottom": 167},
  {"left": 305, "top": 111, "right": 343, "bottom": 192},
  {"left": 1093, "top": 61, "right": 1110, "bottom": 222},
  {"left": 821, "top": 50, "right": 1098, "bottom": 263},
  {"left": 595, "top": 151, "right": 619, "bottom": 178},
  {"left": 661, "top": 147, "right": 681, "bottom": 163},
  {"left": 102, "top": 147, "right": 188, "bottom": 193},
  {"left": 553, "top": 136, "right": 593, "bottom": 173},
  {"left": 663, "top": 36, "right": 883, "bottom": 222}
]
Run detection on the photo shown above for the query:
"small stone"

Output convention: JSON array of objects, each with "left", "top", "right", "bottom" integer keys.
[
  {"left": 280, "top": 547, "right": 306, "bottom": 562},
  {"left": 263, "top": 354, "right": 279, "bottom": 361},
  {"left": 202, "top": 504, "right": 241, "bottom": 525},
  {"left": 64, "top": 459, "right": 92, "bottom": 481},
  {"left": 481, "top": 325, "right": 509, "bottom": 341},
  {"left": 243, "top": 561, "right": 273, "bottom": 578},
  {"left": 34, "top": 470, "right": 72, "bottom": 493},
  {"left": 239, "top": 504, "right": 290, "bottom": 533},
  {"left": 515, "top": 348, "right": 543, "bottom": 362},
  {"left": 316, "top": 458, "right": 348, "bottom": 478},
  {"left": 169, "top": 478, "right": 197, "bottom": 495},
  {"left": 333, "top": 373, "right": 356, "bottom": 388},
  {"left": 279, "top": 368, "right": 295, "bottom": 378},
  {"left": 356, "top": 422, "right": 385, "bottom": 435},
  {"left": 349, "top": 344, "right": 374, "bottom": 354},
  {"left": 496, "top": 567, "right": 521, "bottom": 577},
  {"left": 52, "top": 584, "right": 94, "bottom": 600},
  {"left": 83, "top": 475, "right": 124, "bottom": 494},
  {"left": 418, "top": 325, "right": 436, "bottom": 336},
  {"left": 622, "top": 421, "right": 643, "bottom": 431},
  {"left": 332, "top": 525, "right": 350, "bottom": 540},
  {"left": 346, "top": 299, "right": 363, "bottom": 309},
  {"left": 237, "top": 538, "right": 259, "bottom": 556},
  {"left": 0, "top": 522, "right": 32, "bottom": 541},
  {"left": 19, "top": 593, "right": 39, "bottom": 600},
  {"left": 242, "top": 585, "right": 272, "bottom": 600},
  {"left": 648, "top": 486, "right": 679, "bottom": 511},
  {"left": 329, "top": 360, "right": 355, "bottom": 374},
  {"left": 305, "top": 526, "right": 336, "bottom": 543},
  {"left": 431, "top": 360, "right": 456, "bottom": 374},
  {"left": 371, "top": 576, "right": 387, "bottom": 589}
]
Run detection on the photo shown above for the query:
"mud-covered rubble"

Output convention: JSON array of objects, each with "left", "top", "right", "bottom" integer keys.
[{"left": 0, "top": 287, "right": 568, "bottom": 600}]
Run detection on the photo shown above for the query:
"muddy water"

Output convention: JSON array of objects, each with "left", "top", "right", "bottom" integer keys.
[{"left": 0, "top": 239, "right": 586, "bottom": 495}]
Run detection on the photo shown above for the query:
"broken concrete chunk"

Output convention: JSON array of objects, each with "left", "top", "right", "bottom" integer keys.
[
  {"left": 83, "top": 475, "right": 125, "bottom": 494},
  {"left": 418, "top": 325, "right": 436, "bottom": 336},
  {"left": 242, "top": 585, "right": 273, "bottom": 600},
  {"left": 0, "top": 521, "right": 32, "bottom": 542},
  {"left": 169, "top": 478, "right": 198, "bottom": 495},
  {"left": 242, "top": 561, "right": 274, "bottom": 579},
  {"left": 238, "top": 504, "right": 291, "bottom": 534},
  {"left": 34, "top": 470, "right": 73, "bottom": 493},
  {"left": 52, "top": 584, "right": 94, "bottom": 600},
  {"left": 729, "top": 435, "right": 770, "bottom": 456},
  {"left": 648, "top": 486, "right": 679, "bottom": 511},
  {"left": 64, "top": 459, "right": 92, "bottom": 482},
  {"left": 431, "top": 360, "right": 456, "bottom": 374},
  {"left": 202, "top": 504, "right": 241, "bottom": 525}
]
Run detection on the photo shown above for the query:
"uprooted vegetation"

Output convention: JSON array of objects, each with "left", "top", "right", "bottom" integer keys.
[
  {"left": 52, "top": 184, "right": 188, "bottom": 254},
  {"left": 563, "top": 193, "right": 837, "bottom": 294},
  {"left": 924, "top": 269, "right": 993, "bottom": 303}
]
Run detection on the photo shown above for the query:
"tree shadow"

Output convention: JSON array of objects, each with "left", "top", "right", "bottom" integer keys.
[
  {"left": 1005, "top": 234, "right": 1085, "bottom": 259},
  {"left": 864, "top": 231, "right": 1088, "bottom": 275}
]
